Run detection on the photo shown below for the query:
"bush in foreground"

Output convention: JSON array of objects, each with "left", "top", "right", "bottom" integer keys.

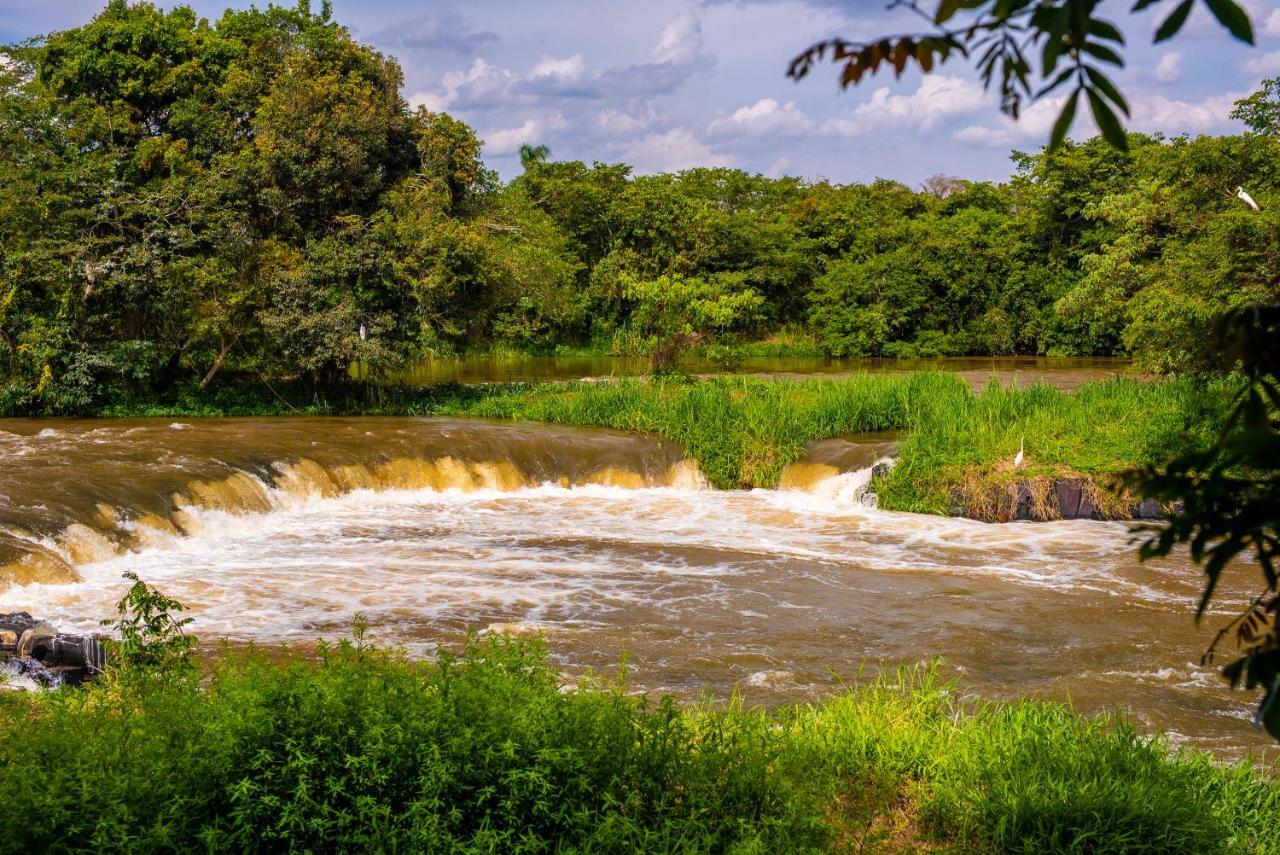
[{"left": 0, "top": 635, "right": 1275, "bottom": 853}]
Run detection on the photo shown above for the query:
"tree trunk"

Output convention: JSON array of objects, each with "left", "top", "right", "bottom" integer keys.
[{"left": 199, "top": 337, "right": 233, "bottom": 389}]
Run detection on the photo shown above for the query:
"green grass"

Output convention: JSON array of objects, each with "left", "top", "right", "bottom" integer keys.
[
  {"left": 0, "top": 635, "right": 1274, "bottom": 853},
  {"left": 875, "top": 376, "right": 1227, "bottom": 515}
]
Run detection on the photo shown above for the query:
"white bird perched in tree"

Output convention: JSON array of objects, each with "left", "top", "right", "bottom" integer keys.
[
  {"left": 1237, "top": 186, "right": 1260, "bottom": 213},
  {"left": 359, "top": 323, "right": 367, "bottom": 342},
  {"left": 1013, "top": 438, "right": 1024, "bottom": 469}
]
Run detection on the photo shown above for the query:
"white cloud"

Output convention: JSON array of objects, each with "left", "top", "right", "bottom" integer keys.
[
  {"left": 1155, "top": 52, "right": 1183, "bottom": 83},
  {"left": 481, "top": 113, "right": 570, "bottom": 156},
  {"left": 953, "top": 95, "right": 1079, "bottom": 147},
  {"left": 1132, "top": 92, "right": 1244, "bottom": 134},
  {"left": 954, "top": 87, "right": 1244, "bottom": 148},
  {"left": 413, "top": 11, "right": 712, "bottom": 113},
  {"left": 483, "top": 120, "right": 541, "bottom": 156},
  {"left": 707, "top": 98, "right": 815, "bottom": 138},
  {"left": 1265, "top": 8, "right": 1280, "bottom": 36},
  {"left": 651, "top": 13, "right": 705, "bottom": 66},
  {"left": 617, "top": 128, "right": 733, "bottom": 173},
  {"left": 1243, "top": 49, "right": 1280, "bottom": 76},
  {"left": 766, "top": 156, "right": 792, "bottom": 178},
  {"left": 408, "top": 58, "right": 519, "bottom": 112},
  {"left": 373, "top": 12, "right": 498, "bottom": 55},
  {"left": 529, "top": 55, "right": 587, "bottom": 81},
  {"left": 595, "top": 107, "right": 656, "bottom": 136},
  {"left": 825, "top": 75, "right": 990, "bottom": 136}
]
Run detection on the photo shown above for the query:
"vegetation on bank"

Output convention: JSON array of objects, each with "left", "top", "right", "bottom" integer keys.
[
  {"left": 3, "top": 3, "right": 1280, "bottom": 415},
  {"left": 91, "top": 372, "right": 1227, "bottom": 513},
  {"left": 1, "top": 632, "right": 1276, "bottom": 854}
]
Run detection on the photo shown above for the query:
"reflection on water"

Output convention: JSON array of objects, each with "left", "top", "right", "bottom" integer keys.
[
  {"left": 0, "top": 415, "right": 1270, "bottom": 764},
  {"left": 385, "top": 355, "right": 1137, "bottom": 392}
]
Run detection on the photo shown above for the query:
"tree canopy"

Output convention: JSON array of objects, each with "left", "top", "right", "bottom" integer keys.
[{"left": 2, "top": 2, "right": 1279, "bottom": 415}]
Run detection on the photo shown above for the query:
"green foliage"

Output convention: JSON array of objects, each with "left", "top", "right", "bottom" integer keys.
[
  {"left": 101, "top": 570, "right": 196, "bottom": 678},
  {"left": 0, "top": 634, "right": 1275, "bottom": 853},
  {"left": 1232, "top": 77, "right": 1280, "bottom": 136}
]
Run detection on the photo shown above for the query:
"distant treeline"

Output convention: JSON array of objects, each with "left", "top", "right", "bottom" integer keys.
[{"left": 2, "top": 1, "right": 1278, "bottom": 413}]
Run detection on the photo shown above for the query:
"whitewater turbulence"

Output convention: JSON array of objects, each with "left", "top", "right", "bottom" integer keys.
[{"left": 0, "top": 416, "right": 1267, "bottom": 759}]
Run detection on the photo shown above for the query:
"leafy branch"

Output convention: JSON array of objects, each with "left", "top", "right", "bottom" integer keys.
[{"left": 788, "top": 0, "right": 1255, "bottom": 151}]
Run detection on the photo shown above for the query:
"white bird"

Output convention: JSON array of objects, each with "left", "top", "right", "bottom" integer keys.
[
  {"left": 1013, "top": 438, "right": 1024, "bottom": 469},
  {"left": 359, "top": 323, "right": 367, "bottom": 342},
  {"left": 1237, "top": 186, "right": 1260, "bottom": 213}
]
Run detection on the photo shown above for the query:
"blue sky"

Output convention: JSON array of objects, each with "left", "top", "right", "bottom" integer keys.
[{"left": 5, "top": 0, "right": 1280, "bottom": 184}]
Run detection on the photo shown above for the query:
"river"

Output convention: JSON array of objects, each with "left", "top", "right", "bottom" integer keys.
[{"left": 0, "top": 405, "right": 1272, "bottom": 763}]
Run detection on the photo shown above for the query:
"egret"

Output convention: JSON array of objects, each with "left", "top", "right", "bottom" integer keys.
[
  {"left": 1013, "top": 438, "right": 1024, "bottom": 469},
  {"left": 1237, "top": 186, "right": 1260, "bottom": 213},
  {"left": 359, "top": 323, "right": 367, "bottom": 342}
]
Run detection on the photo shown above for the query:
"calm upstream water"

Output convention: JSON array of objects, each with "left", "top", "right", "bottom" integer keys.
[
  {"left": 389, "top": 354, "right": 1136, "bottom": 392},
  {"left": 0, "top": 404, "right": 1271, "bottom": 763}
]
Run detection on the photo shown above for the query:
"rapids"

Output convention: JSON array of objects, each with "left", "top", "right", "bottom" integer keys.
[{"left": 0, "top": 416, "right": 1272, "bottom": 761}]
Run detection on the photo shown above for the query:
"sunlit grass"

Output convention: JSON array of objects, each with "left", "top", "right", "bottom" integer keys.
[{"left": 0, "top": 636, "right": 1273, "bottom": 853}]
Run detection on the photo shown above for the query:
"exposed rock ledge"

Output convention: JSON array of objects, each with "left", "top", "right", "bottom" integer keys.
[
  {"left": 947, "top": 476, "right": 1173, "bottom": 523},
  {"left": 1, "top": 613, "right": 107, "bottom": 689}
]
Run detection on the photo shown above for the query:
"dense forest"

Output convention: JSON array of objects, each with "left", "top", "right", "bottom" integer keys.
[{"left": 2, "top": 1, "right": 1279, "bottom": 413}]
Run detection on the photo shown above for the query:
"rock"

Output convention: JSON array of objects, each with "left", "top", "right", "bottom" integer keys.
[
  {"left": 871, "top": 460, "right": 894, "bottom": 481},
  {"left": 1014, "top": 481, "right": 1035, "bottom": 521},
  {"left": 47, "top": 635, "right": 108, "bottom": 673},
  {"left": 1055, "top": 479, "right": 1084, "bottom": 519},
  {"left": 15, "top": 631, "right": 108, "bottom": 674},
  {"left": 1135, "top": 498, "right": 1163, "bottom": 520},
  {"left": 16, "top": 623, "right": 56, "bottom": 660},
  {"left": 0, "top": 630, "right": 16, "bottom": 652},
  {"left": 0, "top": 612, "right": 37, "bottom": 637}
]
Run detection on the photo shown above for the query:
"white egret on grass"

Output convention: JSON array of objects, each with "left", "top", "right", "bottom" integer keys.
[
  {"left": 1014, "top": 438, "right": 1024, "bottom": 469},
  {"left": 1237, "top": 186, "right": 1260, "bottom": 213}
]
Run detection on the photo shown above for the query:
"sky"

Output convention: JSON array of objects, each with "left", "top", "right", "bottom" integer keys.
[{"left": 5, "top": 0, "right": 1280, "bottom": 185}]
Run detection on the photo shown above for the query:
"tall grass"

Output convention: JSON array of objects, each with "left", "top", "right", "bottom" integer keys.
[
  {"left": 433, "top": 374, "right": 931, "bottom": 488},
  {"left": 434, "top": 373, "right": 1227, "bottom": 500},
  {"left": 0, "top": 636, "right": 1273, "bottom": 853},
  {"left": 876, "top": 376, "right": 1228, "bottom": 514}
]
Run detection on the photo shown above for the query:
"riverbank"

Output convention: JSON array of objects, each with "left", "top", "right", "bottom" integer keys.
[
  {"left": 0, "top": 634, "right": 1274, "bottom": 853},
  {"left": 89, "top": 372, "right": 1226, "bottom": 519}
]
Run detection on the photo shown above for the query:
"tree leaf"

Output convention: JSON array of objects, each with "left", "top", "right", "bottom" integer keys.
[
  {"left": 1082, "top": 41, "right": 1125, "bottom": 66},
  {"left": 1155, "top": 0, "right": 1195, "bottom": 42},
  {"left": 1087, "top": 87, "right": 1128, "bottom": 150},
  {"left": 1049, "top": 88, "right": 1080, "bottom": 151},
  {"left": 1085, "top": 66, "right": 1131, "bottom": 116},
  {"left": 1204, "top": 0, "right": 1255, "bottom": 43},
  {"left": 1037, "top": 65, "right": 1077, "bottom": 98},
  {"left": 1088, "top": 18, "right": 1126, "bottom": 44}
]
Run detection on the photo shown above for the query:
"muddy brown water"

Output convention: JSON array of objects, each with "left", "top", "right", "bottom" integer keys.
[{"left": 0, "top": 410, "right": 1272, "bottom": 765}]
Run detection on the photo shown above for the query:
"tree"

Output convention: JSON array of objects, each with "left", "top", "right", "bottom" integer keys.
[
  {"left": 623, "top": 273, "right": 765, "bottom": 372},
  {"left": 788, "top": 0, "right": 1254, "bottom": 150},
  {"left": 1230, "top": 76, "right": 1280, "bottom": 137}
]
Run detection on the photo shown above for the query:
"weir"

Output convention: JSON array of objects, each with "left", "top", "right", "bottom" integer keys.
[
  {"left": 0, "top": 417, "right": 709, "bottom": 584},
  {"left": 0, "top": 416, "right": 1269, "bottom": 760}
]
